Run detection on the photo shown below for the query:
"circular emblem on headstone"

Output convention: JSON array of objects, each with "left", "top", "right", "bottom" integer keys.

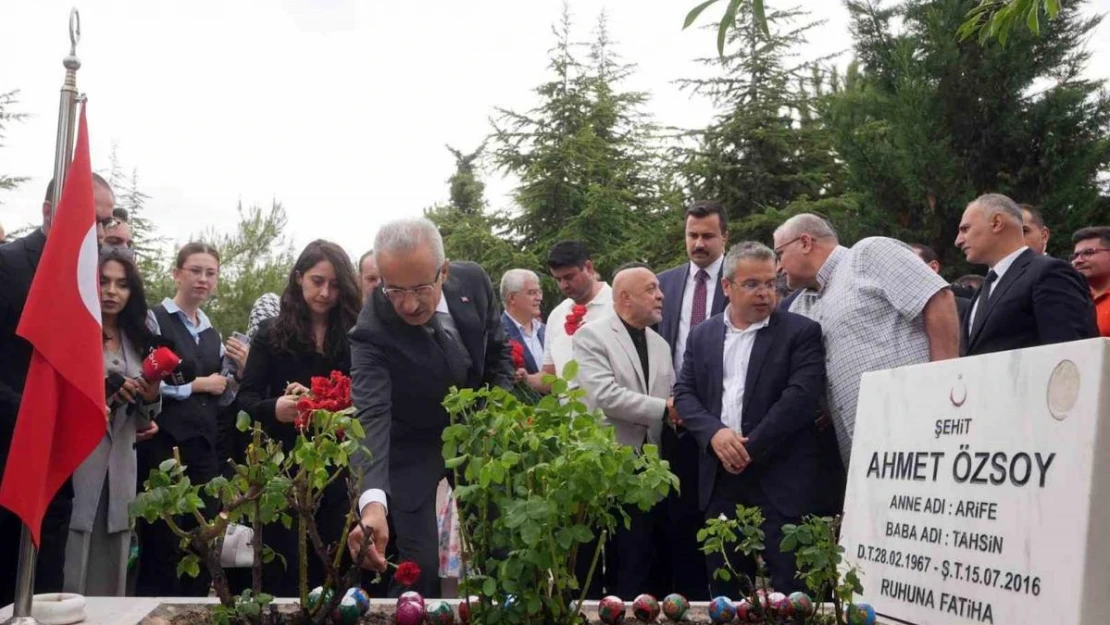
[
  {"left": 949, "top": 374, "right": 967, "bottom": 407},
  {"left": 1047, "top": 359, "right": 1081, "bottom": 420}
]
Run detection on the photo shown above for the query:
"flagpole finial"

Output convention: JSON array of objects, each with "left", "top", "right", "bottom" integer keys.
[{"left": 64, "top": 8, "right": 81, "bottom": 71}]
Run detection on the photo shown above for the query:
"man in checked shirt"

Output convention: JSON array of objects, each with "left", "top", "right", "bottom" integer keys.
[{"left": 773, "top": 214, "right": 960, "bottom": 470}]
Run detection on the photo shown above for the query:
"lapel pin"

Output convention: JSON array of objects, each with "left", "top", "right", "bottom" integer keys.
[{"left": 460, "top": 296, "right": 471, "bottom": 303}]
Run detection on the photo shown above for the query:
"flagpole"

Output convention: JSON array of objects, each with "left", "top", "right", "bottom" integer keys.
[{"left": 4, "top": 9, "right": 81, "bottom": 625}]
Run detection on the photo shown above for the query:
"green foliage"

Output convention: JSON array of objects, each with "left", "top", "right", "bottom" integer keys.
[
  {"left": 131, "top": 401, "right": 370, "bottom": 625},
  {"left": 489, "top": 9, "right": 678, "bottom": 300},
  {"left": 697, "top": 505, "right": 766, "bottom": 589},
  {"left": 958, "top": 0, "right": 1062, "bottom": 45},
  {"left": 677, "top": 4, "right": 844, "bottom": 230},
  {"left": 781, "top": 516, "right": 864, "bottom": 625},
  {"left": 103, "top": 145, "right": 168, "bottom": 284},
  {"left": 0, "top": 90, "right": 28, "bottom": 206},
  {"left": 199, "top": 201, "right": 297, "bottom": 337},
  {"left": 683, "top": 0, "right": 770, "bottom": 57},
  {"left": 822, "top": 0, "right": 1109, "bottom": 271},
  {"left": 441, "top": 366, "right": 678, "bottom": 625}
]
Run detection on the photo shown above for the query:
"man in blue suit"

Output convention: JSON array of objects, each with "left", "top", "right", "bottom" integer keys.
[
  {"left": 499, "top": 269, "right": 546, "bottom": 390},
  {"left": 655, "top": 200, "right": 730, "bottom": 599},
  {"left": 675, "top": 241, "right": 826, "bottom": 595}
]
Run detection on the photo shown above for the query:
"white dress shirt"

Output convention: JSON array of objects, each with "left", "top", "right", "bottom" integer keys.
[
  {"left": 720, "top": 311, "right": 769, "bottom": 435},
  {"left": 359, "top": 295, "right": 454, "bottom": 514},
  {"left": 542, "top": 283, "right": 613, "bottom": 379},
  {"left": 968, "top": 246, "right": 1028, "bottom": 321},
  {"left": 673, "top": 256, "right": 725, "bottom": 374}
]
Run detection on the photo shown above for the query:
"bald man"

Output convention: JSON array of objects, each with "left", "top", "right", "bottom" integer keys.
[
  {"left": 955, "top": 193, "right": 1096, "bottom": 356},
  {"left": 574, "top": 263, "right": 676, "bottom": 598}
]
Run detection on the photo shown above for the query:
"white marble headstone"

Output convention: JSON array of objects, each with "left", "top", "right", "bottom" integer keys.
[{"left": 840, "top": 338, "right": 1110, "bottom": 625}]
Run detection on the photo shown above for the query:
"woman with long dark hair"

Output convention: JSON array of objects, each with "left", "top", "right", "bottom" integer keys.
[
  {"left": 238, "top": 239, "right": 362, "bottom": 595},
  {"left": 64, "top": 248, "right": 161, "bottom": 596}
]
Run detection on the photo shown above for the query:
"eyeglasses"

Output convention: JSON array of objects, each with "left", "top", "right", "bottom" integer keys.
[
  {"left": 381, "top": 268, "right": 442, "bottom": 303},
  {"left": 774, "top": 236, "right": 803, "bottom": 262},
  {"left": 728, "top": 278, "right": 777, "bottom": 293},
  {"left": 1071, "top": 248, "right": 1110, "bottom": 261}
]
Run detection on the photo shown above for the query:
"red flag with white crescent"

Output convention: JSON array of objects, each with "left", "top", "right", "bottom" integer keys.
[{"left": 0, "top": 104, "right": 106, "bottom": 546}]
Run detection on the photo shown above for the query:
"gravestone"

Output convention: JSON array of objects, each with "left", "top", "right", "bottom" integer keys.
[{"left": 840, "top": 338, "right": 1110, "bottom": 625}]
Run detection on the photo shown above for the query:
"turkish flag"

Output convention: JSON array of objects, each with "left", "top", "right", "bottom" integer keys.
[{"left": 0, "top": 105, "right": 106, "bottom": 546}]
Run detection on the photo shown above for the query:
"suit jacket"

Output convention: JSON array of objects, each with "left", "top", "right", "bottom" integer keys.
[
  {"left": 349, "top": 261, "right": 514, "bottom": 512},
  {"left": 0, "top": 230, "right": 46, "bottom": 491},
  {"left": 657, "top": 262, "right": 728, "bottom": 350},
  {"left": 71, "top": 332, "right": 162, "bottom": 534},
  {"left": 501, "top": 312, "right": 545, "bottom": 374},
  {"left": 961, "top": 249, "right": 1098, "bottom": 356},
  {"left": 673, "top": 310, "right": 826, "bottom": 517},
  {"left": 574, "top": 315, "right": 674, "bottom": 450}
]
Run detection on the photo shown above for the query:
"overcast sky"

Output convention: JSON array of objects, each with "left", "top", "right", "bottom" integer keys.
[{"left": 1, "top": 0, "right": 1108, "bottom": 259}]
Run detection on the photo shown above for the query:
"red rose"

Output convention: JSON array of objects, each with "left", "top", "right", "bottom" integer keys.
[
  {"left": 394, "top": 560, "right": 421, "bottom": 588},
  {"left": 565, "top": 304, "right": 588, "bottom": 335},
  {"left": 509, "top": 340, "right": 526, "bottom": 369},
  {"left": 571, "top": 304, "right": 587, "bottom": 317}
]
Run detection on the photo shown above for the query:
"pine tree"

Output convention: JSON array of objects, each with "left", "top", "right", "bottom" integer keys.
[
  {"left": 0, "top": 90, "right": 29, "bottom": 212},
  {"left": 491, "top": 8, "right": 666, "bottom": 287},
  {"left": 823, "top": 0, "right": 1110, "bottom": 266},
  {"left": 199, "top": 200, "right": 296, "bottom": 337},
  {"left": 425, "top": 144, "right": 530, "bottom": 283},
  {"left": 676, "top": 4, "right": 843, "bottom": 229}
]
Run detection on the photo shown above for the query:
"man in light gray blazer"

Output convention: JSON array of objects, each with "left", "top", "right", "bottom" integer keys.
[{"left": 574, "top": 262, "right": 676, "bottom": 598}]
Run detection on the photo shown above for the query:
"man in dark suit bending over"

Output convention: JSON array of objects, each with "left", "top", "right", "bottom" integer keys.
[
  {"left": 955, "top": 193, "right": 1097, "bottom": 356},
  {"left": 346, "top": 217, "right": 514, "bottom": 597},
  {"left": 674, "top": 241, "right": 826, "bottom": 596}
]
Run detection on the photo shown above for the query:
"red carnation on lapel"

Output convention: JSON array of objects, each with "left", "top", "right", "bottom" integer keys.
[{"left": 565, "top": 304, "right": 588, "bottom": 336}]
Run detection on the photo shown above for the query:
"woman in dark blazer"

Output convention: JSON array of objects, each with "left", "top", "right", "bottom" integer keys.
[{"left": 238, "top": 239, "right": 362, "bottom": 596}]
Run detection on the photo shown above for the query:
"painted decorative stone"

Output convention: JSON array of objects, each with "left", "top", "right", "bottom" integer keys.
[
  {"left": 788, "top": 591, "right": 814, "bottom": 617},
  {"left": 343, "top": 587, "right": 371, "bottom": 615},
  {"left": 661, "top": 594, "right": 689, "bottom": 622},
  {"left": 733, "top": 599, "right": 755, "bottom": 623},
  {"left": 598, "top": 595, "right": 626, "bottom": 625},
  {"left": 331, "top": 593, "right": 363, "bottom": 625},
  {"left": 395, "top": 599, "right": 425, "bottom": 625},
  {"left": 632, "top": 594, "right": 660, "bottom": 622},
  {"left": 306, "top": 586, "right": 333, "bottom": 611},
  {"left": 848, "top": 603, "right": 877, "bottom": 625},
  {"left": 399, "top": 591, "right": 425, "bottom": 608},
  {"left": 425, "top": 600, "right": 455, "bottom": 625},
  {"left": 768, "top": 592, "right": 790, "bottom": 617},
  {"left": 707, "top": 596, "right": 735, "bottom": 624}
]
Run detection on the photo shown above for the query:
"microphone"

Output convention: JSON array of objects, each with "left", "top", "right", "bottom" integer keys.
[
  {"left": 167, "top": 360, "right": 197, "bottom": 387},
  {"left": 142, "top": 346, "right": 182, "bottom": 383}
]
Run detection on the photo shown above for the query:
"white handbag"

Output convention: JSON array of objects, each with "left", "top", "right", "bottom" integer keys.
[{"left": 220, "top": 523, "right": 256, "bottom": 568}]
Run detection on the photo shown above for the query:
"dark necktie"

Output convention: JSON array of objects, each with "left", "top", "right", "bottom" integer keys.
[
  {"left": 691, "top": 269, "right": 709, "bottom": 327},
  {"left": 971, "top": 270, "right": 999, "bottom": 338},
  {"left": 429, "top": 311, "right": 471, "bottom": 386}
]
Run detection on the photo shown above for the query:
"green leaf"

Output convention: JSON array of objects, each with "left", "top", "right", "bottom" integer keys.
[
  {"left": 158, "top": 459, "right": 177, "bottom": 472},
  {"left": 560, "top": 360, "right": 578, "bottom": 382},
  {"left": 483, "top": 577, "right": 498, "bottom": 596},
  {"left": 751, "top": 0, "right": 769, "bottom": 37},
  {"left": 1025, "top": 0, "right": 1040, "bottom": 36},
  {"left": 521, "top": 522, "right": 541, "bottom": 546},
  {"left": 683, "top": 0, "right": 721, "bottom": 29},
  {"left": 445, "top": 454, "right": 468, "bottom": 469},
  {"left": 1045, "top": 0, "right": 1060, "bottom": 18},
  {"left": 717, "top": 0, "right": 744, "bottom": 57},
  {"left": 235, "top": 411, "right": 251, "bottom": 432},
  {"left": 177, "top": 554, "right": 201, "bottom": 579}
]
